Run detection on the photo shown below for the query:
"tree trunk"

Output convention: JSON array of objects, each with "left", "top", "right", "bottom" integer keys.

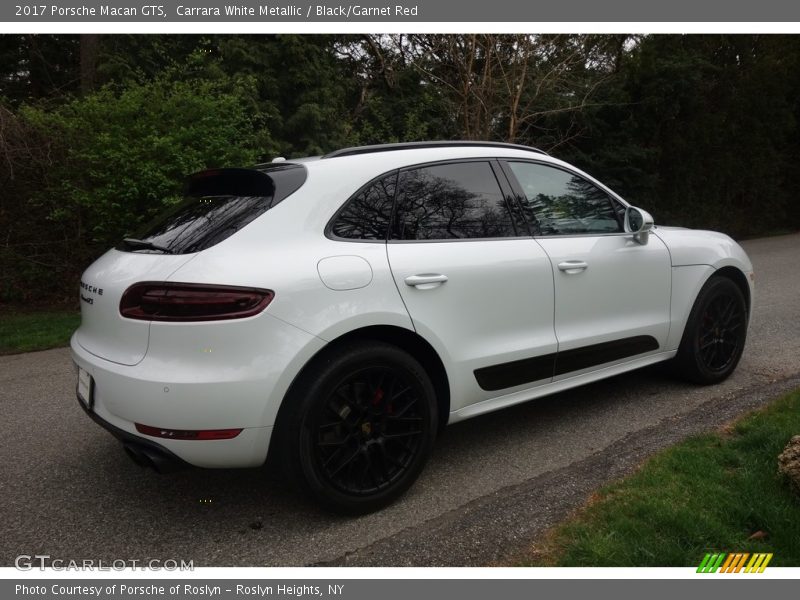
[{"left": 79, "top": 34, "right": 100, "bottom": 94}]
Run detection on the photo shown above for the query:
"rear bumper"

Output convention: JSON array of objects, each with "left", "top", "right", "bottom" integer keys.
[
  {"left": 76, "top": 393, "right": 189, "bottom": 473},
  {"left": 70, "top": 313, "right": 326, "bottom": 468}
]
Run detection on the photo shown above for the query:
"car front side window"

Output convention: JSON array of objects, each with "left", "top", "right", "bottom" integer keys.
[{"left": 506, "top": 161, "right": 622, "bottom": 236}]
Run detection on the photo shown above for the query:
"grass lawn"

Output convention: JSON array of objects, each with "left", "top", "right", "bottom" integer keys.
[
  {"left": 0, "top": 310, "right": 80, "bottom": 354},
  {"left": 524, "top": 389, "right": 800, "bottom": 567}
]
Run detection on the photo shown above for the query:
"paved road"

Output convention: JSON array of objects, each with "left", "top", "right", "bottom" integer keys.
[{"left": 2, "top": 233, "right": 799, "bottom": 567}]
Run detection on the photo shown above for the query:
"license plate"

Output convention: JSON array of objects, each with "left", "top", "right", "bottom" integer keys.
[{"left": 77, "top": 367, "right": 94, "bottom": 410}]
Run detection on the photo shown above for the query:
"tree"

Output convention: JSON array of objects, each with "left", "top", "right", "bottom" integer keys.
[
  {"left": 79, "top": 34, "right": 100, "bottom": 93},
  {"left": 0, "top": 35, "right": 81, "bottom": 103},
  {"left": 360, "top": 35, "right": 624, "bottom": 148}
]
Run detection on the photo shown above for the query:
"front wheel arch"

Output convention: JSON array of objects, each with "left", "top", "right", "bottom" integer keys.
[
  {"left": 714, "top": 265, "right": 751, "bottom": 315},
  {"left": 672, "top": 273, "right": 749, "bottom": 384}
]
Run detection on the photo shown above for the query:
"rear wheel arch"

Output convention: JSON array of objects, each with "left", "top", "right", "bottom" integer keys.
[
  {"left": 268, "top": 325, "right": 451, "bottom": 463},
  {"left": 325, "top": 327, "right": 451, "bottom": 431}
]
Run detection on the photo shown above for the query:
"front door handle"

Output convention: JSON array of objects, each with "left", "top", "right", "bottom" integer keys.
[
  {"left": 404, "top": 274, "right": 448, "bottom": 289},
  {"left": 557, "top": 260, "right": 589, "bottom": 274}
]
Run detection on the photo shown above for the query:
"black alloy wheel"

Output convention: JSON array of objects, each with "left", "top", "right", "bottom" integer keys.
[
  {"left": 311, "top": 365, "right": 427, "bottom": 496},
  {"left": 696, "top": 292, "right": 746, "bottom": 373},
  {"left": 281, "top": 341, "right": 437, "bottom": 514},
  {"left": 674, "top": 275, "right": 748, "bottom": 384}
]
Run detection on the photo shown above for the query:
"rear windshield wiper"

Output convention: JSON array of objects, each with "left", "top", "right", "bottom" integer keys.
[{"left": 120, "top": 238, "right": 174, "bottom": 254}]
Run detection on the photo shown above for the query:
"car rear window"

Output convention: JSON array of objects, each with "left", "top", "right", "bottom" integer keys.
[
  {"left": 117, "top": 164, "right": 307, "bottom": 255},
  {"left": 392, "top": 161, "right": 517, "bottom": 240}
]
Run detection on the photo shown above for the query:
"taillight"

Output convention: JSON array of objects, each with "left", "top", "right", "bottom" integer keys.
[
  {"left": 135, "top": 423, "right": 242, "bottom": 440},
  {"left": 120, "top": 282, "right": 273, "bottom": 322}
]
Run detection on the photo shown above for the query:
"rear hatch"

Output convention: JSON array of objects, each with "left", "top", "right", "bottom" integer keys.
[
  {"left": 76, "top": 252, "right": 196, "bottom": 365},
  {"left": 75, "top": 164, "right": 307, "bottom": 366}
]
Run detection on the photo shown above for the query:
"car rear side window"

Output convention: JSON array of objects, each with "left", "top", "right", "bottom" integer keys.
[
  {"left": 506, "top": 161, "right": 621, "bottom": 235},
  {"left": 117, "top": 164, "right": 307, "bottom": 255},
  {"left": 392, "top": 161, "right": 516, "bottom": 240},
  {"left": 330, "top": 172, "right": 398, "bottom": 240}
]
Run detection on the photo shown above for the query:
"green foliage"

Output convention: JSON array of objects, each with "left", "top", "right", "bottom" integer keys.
[
  {"left": 97, "top": 35, "right": 359, "bottom": 155},
  {"left": 0, "top": 310, "right": 80, "bottom": 354},
  {"left": 558, "top": 35, "right": 800, "bottom": 237},
  {"left": 524, "top": 389, "right": 800, "bottom": 567},
  {"left": 0, "top": 74, "right": 268, "bottom": 304},
  {"left": 21, "top": 76, "right": 265, "bottom": 245}
]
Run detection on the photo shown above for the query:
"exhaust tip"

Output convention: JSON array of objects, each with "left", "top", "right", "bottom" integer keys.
[
  {"left": 140, "top": 447, "right": 179, "bottom": 474},
  {"left": 123, "top": 444, "right": 153, "bottom": 469},
  {"left": 123, "top": 442, "right": 185, "bottom": 474}
]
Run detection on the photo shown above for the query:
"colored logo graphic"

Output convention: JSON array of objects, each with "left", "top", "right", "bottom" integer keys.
[{"left": 697, "top": 553, "right": 773, "bottom": 573}]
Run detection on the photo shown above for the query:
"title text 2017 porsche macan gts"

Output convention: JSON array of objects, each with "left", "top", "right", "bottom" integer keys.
[{"left": 72, "top": 142, "right": 753, "bottom": 513}]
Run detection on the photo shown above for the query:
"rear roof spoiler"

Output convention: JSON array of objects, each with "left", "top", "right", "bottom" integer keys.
[{"left": 185, "top": 165, "right": 306, "bottom": 204}]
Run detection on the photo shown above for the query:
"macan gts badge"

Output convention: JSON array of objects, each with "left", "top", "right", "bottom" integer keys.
[{"left": 71, "top": 141, "right": 754, "bottom": 513}]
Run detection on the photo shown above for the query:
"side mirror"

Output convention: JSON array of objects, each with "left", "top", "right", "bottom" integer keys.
[{"left": 624, "top": 206, "right": 654, "bottom": 245}]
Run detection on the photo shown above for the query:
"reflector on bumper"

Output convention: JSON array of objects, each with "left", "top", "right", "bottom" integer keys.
[{"left": 135, "top": 423, "right": 242, "bottom": 440}]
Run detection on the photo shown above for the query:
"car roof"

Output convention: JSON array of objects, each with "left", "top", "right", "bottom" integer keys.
[
  {"left": 288, "top": 142, "right": 569, "bottom": 177},
  {"left": 322, "top": 141, "right": 548, "bottom": 159}
]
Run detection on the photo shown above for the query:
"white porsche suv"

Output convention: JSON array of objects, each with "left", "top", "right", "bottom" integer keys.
[{"left": 71, "top": 141, "right": 753, "bottom": 513}]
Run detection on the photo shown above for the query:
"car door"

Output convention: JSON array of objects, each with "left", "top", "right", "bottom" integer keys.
[
  {"left": 386, "top": 159, "right": 558, "bottom": 412},
  {"left": 500, "top": 160, "right": 672, "bottom": 380}
]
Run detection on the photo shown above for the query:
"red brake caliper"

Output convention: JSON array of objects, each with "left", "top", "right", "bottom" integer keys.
[
  {"left": 373, "top": 388, "right": 392, "bottom": 415},
  {"left": 371, "top": 388, "right": 384, "bottom": 406}
]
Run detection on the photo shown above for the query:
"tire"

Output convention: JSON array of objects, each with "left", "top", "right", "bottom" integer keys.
[
  {"left": 279, "top": 341, "right": 438, "bottom": 514},
  {"left": 673, "top": 276, "right": 748, "bottom": 385}
]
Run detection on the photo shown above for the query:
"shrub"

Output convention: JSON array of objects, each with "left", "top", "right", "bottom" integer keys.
[
  {"left": 22, "top": 76, "right": 267, "bottom": 245},
  {"left": 1, "top": 76, "right": 269, "bottom": 304}
]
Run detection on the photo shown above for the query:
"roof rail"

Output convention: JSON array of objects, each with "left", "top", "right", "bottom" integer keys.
[{"left": 323, "top": 140, "right": 549, "bottom": 159}]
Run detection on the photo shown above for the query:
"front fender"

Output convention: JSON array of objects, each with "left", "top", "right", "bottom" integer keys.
[
  {"left": 655, "top": 227, "right": 754, "bottom": 350},
  {"left": 654, "top": 227, "right": 753, "bottom": 272}
]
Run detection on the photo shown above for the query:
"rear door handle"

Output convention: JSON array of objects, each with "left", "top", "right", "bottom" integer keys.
[
  {"left": 557, "top": 261, "right": 588, "bottom": 274},
  {"left": 404, "top": 274, "right": 448, "bottom": 289}
]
